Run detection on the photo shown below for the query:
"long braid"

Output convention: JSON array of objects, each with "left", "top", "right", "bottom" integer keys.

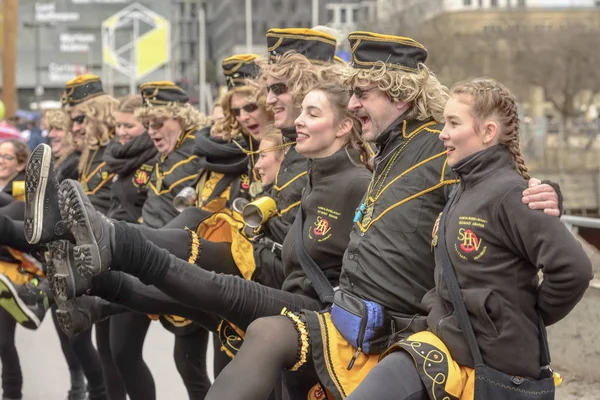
[{"left": 451, "top": 78, "right": 530, "bottom": 180}]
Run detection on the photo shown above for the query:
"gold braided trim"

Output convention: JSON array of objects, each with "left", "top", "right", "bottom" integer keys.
[
  {"left": 186, "top": 227, "right": 200, "bottom": 264},
  {"left": 281, "top": 308, "right": 310, "bottom": 372}
]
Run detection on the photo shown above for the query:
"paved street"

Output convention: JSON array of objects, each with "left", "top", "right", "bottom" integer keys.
[
  {"left": 15, "top": 312, "right": 599, "bottom": 399},
  {"left": 17, "top": 317, "right": 214, "bottom": 399}
]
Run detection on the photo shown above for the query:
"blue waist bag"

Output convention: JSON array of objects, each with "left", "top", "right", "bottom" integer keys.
[{"left": 329, "top": 291, "right": 390, "bottom": 368}]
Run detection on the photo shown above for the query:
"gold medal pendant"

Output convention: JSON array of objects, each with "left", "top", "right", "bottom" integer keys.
[
  {"left": 249, "top": 181, "right": 263, "bottom": 197},
  {"left": 156, "top": 176, "right": 163, "bottom": 192},
  {"left": 362, "top": 204, "right": 374, "bottom": 225}
]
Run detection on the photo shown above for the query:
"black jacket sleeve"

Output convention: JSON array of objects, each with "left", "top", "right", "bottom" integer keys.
[{"left": 497, "top": 186, "right": 593, "bottom": 325}]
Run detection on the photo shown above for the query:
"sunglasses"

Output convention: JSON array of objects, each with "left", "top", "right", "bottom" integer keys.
[
  {"left": 143, "top": 120, "right": 165, "bottom": 131},
  {"left": 349, "top": 86, "right": 377, "bottom": 99},
  {"left": 232, "top": 103, "right": 260, "bottom": 117},
  {"left": 266, "top": 83, "right": 288, "bottom": 95},
  {"left": 71, "top": 114, "right": 86, "bottom": 124}
]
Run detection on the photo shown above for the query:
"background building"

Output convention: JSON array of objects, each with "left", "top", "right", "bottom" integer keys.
[{"left": 4, "top": 0, "right": 171, "bottom": 109}]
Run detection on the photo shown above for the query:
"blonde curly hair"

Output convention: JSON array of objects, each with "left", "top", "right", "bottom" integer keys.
[
  {"left": 260, "top": 52, "right": 341, "bottom": 107},
  {"left": 450, "top": 78, "right": 530, "bottom": 180},
  {"left": 69, "top": 94, "right": 118, "bottom": 149},
  {"left": 134, "top": 102, "right": 209, "bottom": 133},
  {"left": 45, "top": 109, "right": 69, "bottom": 132},
  {"left": 69, "top": 94, "right": 119, "bottom": 172},
  {"left": 344, "top": 63, "right": 448, "bottom": 123},
  {"left": 44, "top": 109, "right": 76, "bottom": 169},
  {"left": 212, "top": 85, "right": 271, "bottom": 142}
]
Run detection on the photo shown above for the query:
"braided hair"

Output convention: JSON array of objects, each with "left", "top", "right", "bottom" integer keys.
[{"left": 450, "top": 78, "right": 530, "bottom": 180}]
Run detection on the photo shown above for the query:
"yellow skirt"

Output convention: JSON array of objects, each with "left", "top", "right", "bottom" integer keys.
[
  {"left": 303, "top": 311, "right": 380, "bottom": 400},
  {"left": 381, "top": 331, "right": 476, "bottom": 400}
]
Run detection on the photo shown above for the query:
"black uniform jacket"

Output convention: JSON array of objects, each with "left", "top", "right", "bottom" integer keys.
[
  {"left": 193, "top": 127, "right": 252, "bottom": 209},
  {"left": 263, "top": 146, "right": 308, "bottom": 245},
  {"left": 252, "top": 141, "right": 308, "bottom": 289},
  {"left": 425, "top": 145, "right": 593, "bottom": 379},
  {"left": 280, "top": 148, "right": 371, "bottom": 298},
  {"left": 142, "top": 129, "right": 203, "bottom": 228},
  {"left": 105, "top": 134, "right": 158, "bottom": 223},
  {"left": 338, "top": 117, "right": 457, "bottom": 320},
  {"left": 56, "top": 151, "right": 80, "bottom": 182},
  {"left": 80, "top": 145, "right": 115, "bottom": 214}
]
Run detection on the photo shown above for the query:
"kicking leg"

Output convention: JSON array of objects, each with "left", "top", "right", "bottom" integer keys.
[{"left": 207, "top": 316, "right": 299, "bottom": 400}]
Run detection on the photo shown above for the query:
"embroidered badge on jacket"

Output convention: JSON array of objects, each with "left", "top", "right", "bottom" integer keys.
[
  {"left": 454, "top": 216, "right": 488, "bottom": 260},
  {"left": 308, "top": 206, "right": 341, "bottom": 242}
]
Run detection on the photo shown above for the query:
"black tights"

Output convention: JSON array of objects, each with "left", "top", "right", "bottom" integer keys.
[
  {"left": 345, "top": 351, "right": 427, "bottom": 400},
  {"left": 0, "top": 308, "right": 21, "bottom": 400},
  {"left": 207, "top": 316, "right": 300, "bottom": 400},
  {"left": 51, "top": 307, "right": 107, "bottom": 400},
  {"left": 111, "top": 222, "right": 321, "bottom": 333},
  {"left": 109, "top": 312, "right": 155, "bottom": 400},
  {"left": 0, "top": 215, "right": 34, "bottom": 253},
  {"left": 96, "top": 319, "right": 127, "bottom": 400},
  {"left": 0, "top": 201, "right": 24, "bottom": 220},
  {"left": 173, "top": 329, "right": 212, "bottom": 399},
  {"left": 136, "top": 226, "right": 239, "bottom": 276}
]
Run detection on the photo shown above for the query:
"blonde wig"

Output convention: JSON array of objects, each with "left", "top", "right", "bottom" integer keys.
[
  {"left": 344, "top": 63, "right": 448, "bottom": 123},
  {"left": 45, "top": 109, "right": 75, "bottom": 169},
  {"left": 134, "top": 102, "right": 209, "bottom": 133},
  {"left": 261, "top": 52, "right": 341, "bottom": 107},
  {"left": 212, "top": 85, "right": 271, "bottom": 142},
  {"left": 45, "top": 109, "right": 70, "bottom": 132},
  {"left": 450, "top": 78, "right": 529, "bottom": 180},
  {"left": 69, "top": 94, "right": 118, "bottom": 172}
]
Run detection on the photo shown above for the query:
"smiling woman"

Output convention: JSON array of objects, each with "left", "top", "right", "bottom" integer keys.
[{"left": 0, "top": 140, "right": 29, "bottom": 196}]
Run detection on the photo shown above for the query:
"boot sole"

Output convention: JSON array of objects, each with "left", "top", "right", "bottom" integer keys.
[
  {"left": 0, "top": 275, "right": 41, "bottom": 330},
  {"left": 47, "top": 241, "right": 82, "bottom": 336},
  {"left": 47, "top": 241, "right": 77, "bottom": 302},
  {"left": 24, "top": 144, "right": 52, "bottom": 244},
  {"left": 47, "top": 241, "right": 77, "bottom": 331},
  {"left": 59, "top": 181, "right": 103, "bottom": 277}
]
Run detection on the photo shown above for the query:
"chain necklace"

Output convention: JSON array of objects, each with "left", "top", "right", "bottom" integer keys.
[
  {"left": 354, "top": 134, "right": 416, "bottom": 224},
  {"left": 232, "top": 140, "right": 296, "bottom": 156}
]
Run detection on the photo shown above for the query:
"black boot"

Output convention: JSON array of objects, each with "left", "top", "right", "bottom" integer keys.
[
  {"left": 24, "top": 144, "right": 71, "bottom": 244},
  {"left": 0, "top": 275, "right": 50, "bottom": 330},
  {"left": 54, "top": 295, "right": 112, "bottom": 337},
  {"left": 59, "top": 180, "right": 114, "bottom": 278},
  {"left": 47, "top": 240, "right": 92, "bottom": 302},
  {"left": 66, "top": 369, "right": 86, "bottom": 400}
]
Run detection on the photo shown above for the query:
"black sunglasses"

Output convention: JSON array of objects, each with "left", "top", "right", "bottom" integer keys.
[
  {"left": 232, "top": 103, "right": 260, "bottom": 117},
  {"left": 71, "top": 114, "right": 85, "bottom": 124},
  {"left": 349, "top": 86, "right": 377, "bottom": 99},
  {"left": 143, "top": 120, "right": 165, "bottom": 131},
  {"left": 267, "top": 83, "right": 288, "bottom": 95}
]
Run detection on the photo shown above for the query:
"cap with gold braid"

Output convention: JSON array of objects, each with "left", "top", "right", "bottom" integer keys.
[
  {"left": 266, "top": 28, "right": 336, "bottom": 64},
  {"left": 348, "top": 31, "right": 428, "bottom": 73},
  {"left": 64, "top": 74, "right": 104, "bottom": 107},
  {"left": 222, "top": 54, "right": 261, "bottom": 90},
  {"left": 139, "top": 81, "right": 189, "bottom": 107}
]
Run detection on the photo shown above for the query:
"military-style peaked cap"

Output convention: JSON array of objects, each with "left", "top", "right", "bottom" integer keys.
[
  {"left": 222, "top": 54, "right": 261, "bottom": 90},
  {"left": 266, "top": 28, "right": 336, "bottom": 64},
  {"left": 139, "top": 81, "right": 189, "bottom": 106},
  {"left": 348, "top": 31, "right": 428, "bottom": 73},
  {"left": 64, "top": 74, "right": 104, "bottom": 107}
]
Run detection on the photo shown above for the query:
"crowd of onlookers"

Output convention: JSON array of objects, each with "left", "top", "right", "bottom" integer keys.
[{"left": 0, "top": 113, "right": 48, "bottom": 151}]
